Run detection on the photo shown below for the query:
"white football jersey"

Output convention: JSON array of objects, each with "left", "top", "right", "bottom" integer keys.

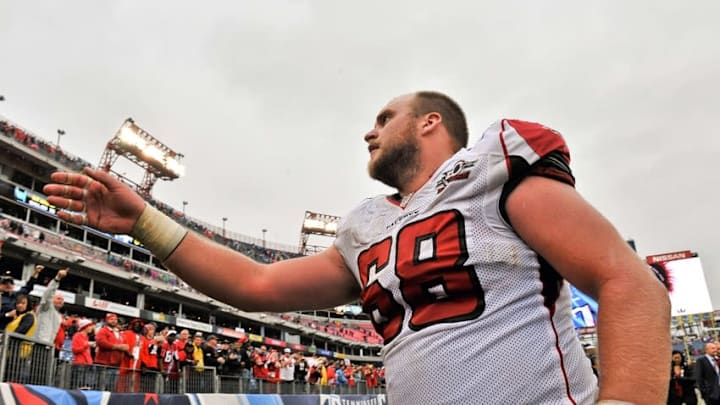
[{"left": 335, "top": 119, "right": 598, "bottom": 404}]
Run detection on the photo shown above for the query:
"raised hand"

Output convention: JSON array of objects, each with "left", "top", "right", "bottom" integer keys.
[
  {"left": 56, "top": 268, "right": 69, "bottom": 280},
  {"left": 43, "top": 167, "right": 146, "bottom": 235}
]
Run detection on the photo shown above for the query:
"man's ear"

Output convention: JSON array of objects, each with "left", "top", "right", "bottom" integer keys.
[{"left": 420, "top": 112, "right": 442, "bottom": 134}]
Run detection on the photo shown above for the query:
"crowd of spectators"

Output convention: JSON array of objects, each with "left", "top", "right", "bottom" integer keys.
[
  {"left": 0, "top": 260, "right": 384, "bottom": 392},
  {"left": 280, "top": 314, "right": 383, "bottom": 345},
  {"left": 0, "top": 119, "right": 91, "bottom": 172},
  {"left": 57, "top": 316, "right": 384, "bottom": 392}
]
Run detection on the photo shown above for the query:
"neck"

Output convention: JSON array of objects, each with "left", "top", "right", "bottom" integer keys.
[
  {"left": 397, "top": 162, "right": 442, "bottom": 196},
  {"left": 399, "top": 143, "right": 456, "bottom": 195}
]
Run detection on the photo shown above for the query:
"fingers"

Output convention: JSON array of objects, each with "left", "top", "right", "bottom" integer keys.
[
  {"left": 45, "top": 171, "right": 98, "bottom": 216},
  {"left": 49, "top": 172, "right": 94, "bottom": 188},
  {"left": 46, "top": 188, "right": 86, "bottom": 212},
  {"left": 57, "top": 211, "right": 88, "bottom": 227},
  {"left": 83, "top": 167, "right": 121, "bottom": 190}
]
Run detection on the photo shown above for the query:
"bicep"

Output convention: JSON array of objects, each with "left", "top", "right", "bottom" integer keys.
[{"left": 505, "top": 176, "right": 649, "bottom": 298}]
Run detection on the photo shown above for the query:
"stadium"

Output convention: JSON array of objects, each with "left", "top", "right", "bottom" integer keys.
[
  {"left": 0, "top": 113, "right": 716, "bottom": 405},
  {"left": 0, "top": 115, "right": 387, "bottom": 403}
]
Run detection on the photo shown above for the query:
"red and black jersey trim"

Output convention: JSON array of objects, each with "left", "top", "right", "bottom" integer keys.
[
  {"left": 499, "top": 151, "right": 575, "bottom": 227},
  {"left": 538, "top": 256, "right": 578, "bottom": 405}
]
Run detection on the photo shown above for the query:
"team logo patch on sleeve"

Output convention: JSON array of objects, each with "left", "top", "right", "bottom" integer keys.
[{"left": 435, "top": 159, "right": 476, "bottom": 193}]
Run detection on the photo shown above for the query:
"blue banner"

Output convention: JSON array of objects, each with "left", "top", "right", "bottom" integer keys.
[
  {"left": 0, "top": 383, "right": 387, "bottom": 405},
  {"left": 570, "top": 284, "right": 598, "bottom": 328}
]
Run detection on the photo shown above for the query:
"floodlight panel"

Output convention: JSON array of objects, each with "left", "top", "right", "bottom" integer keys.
[
  {"left": 119, "top": 126, "right": 146, "bottom": 149},
  {"left": 303, "top": 219, "right": 326, "bottom": 232},
  {"left": 142, "top": 145, "right": 165, "bottom": 162},
  {"left": 166, "top": 157, "right": 185, "bottom": 177}
]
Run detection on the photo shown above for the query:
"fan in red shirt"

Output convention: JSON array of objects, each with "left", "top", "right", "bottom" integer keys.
[
  {"left": 71, "top": 318, "right": 95, "bottom": 389},
  {"left": 160, "top": 330, "right": 185, "bottom": 393},
  {"left": 71, "top": 319, "right": 95, "bottom": 365},
  {"left": 364, "top": 365, "right": 378, "bottom": 389},
  {"left": 345, "top": 365, "right": 356, "bottom": 388},
  {"left": 252, "top": 355, "right": 269, "bottom": 381},
  {"left": 94, "top": 313, "right": 128, "bottom": 368},
  {"left": 117, "top": 318, "right": 144, "bottom": 392},
  {"left": 140, "top": 322, "right": 161, "bottom": 372}
]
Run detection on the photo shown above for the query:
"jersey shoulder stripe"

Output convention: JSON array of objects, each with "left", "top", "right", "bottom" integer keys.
[{"left": 473, "top": 119, "right": 570, "bottom": 177}]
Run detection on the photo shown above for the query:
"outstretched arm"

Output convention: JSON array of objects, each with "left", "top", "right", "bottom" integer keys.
[
  {"left": 44, "top": 168, "right": 360, "bottom": 312},
  {"left": 506, "top": 176, "right": 670, "bottom": 404}
]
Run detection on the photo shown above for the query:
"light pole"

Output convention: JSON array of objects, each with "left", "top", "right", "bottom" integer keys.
[
  {"left": 56, "top": 129, "right": 66, "bottom": 149},
  {"left": 262, "top": 229, "right": 267, "bottom": 249},
  {"left": 222, "top": 217, "right": 227, "bottom": 238},
  {"left": 182, "top": 201, "right": 188, "bottom": 215}
]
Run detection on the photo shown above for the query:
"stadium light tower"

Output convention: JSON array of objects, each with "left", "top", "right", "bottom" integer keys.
[
  {"left": 182, "top": 200, "right": 188, "bottom": 215},
  {"left": 222, "top": 217, "right": 228, "bottom": 237},
  {"left": 98, "top": 118, "right": 185, "bottom": 197},
  {"left": 56, "top": 129, "right": 65, "bottom": 148},
  {"left": 299, "top": 211, "right": 341, "bottom": 255}
]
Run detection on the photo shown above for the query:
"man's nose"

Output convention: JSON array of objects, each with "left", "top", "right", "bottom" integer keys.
[{"left": 364, "top": 129, "right": 378, "bottom": 143}]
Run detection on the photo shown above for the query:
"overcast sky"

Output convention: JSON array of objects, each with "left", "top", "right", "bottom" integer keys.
[{"left": 1, "top": 1, "right": 718, "bottom": 306}]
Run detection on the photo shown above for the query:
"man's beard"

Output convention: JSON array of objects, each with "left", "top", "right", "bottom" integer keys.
[{"left": 368, "top": 129, "right": 420, "bottom": 189}]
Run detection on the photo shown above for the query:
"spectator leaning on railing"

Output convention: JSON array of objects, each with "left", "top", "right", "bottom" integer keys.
[{"left": 5, "top": 292, "right": 38, "bottom": 380}]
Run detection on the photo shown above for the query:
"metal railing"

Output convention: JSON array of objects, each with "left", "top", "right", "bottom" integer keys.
[
  {"left": 0, "top": 333, "right": 385, "bottom": 395},
  {"left": 0, "top": 332, "right": 56, "bottom": 386}
]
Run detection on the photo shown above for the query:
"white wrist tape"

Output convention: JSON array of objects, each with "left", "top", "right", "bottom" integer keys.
[{"left": 131, "top": 203, "right": 188, "bottom": 262}]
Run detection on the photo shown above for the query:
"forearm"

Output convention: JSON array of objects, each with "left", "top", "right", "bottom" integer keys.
[
  {"left": 134, "top": 205, "right": 358, "bottom": 312},
  {"left": 40, "top": 279, "right": 59, "bottom": 306},
  {"left": 165, "top": 233, "right": 351, "bottom": 311},
  {"left": 596, "top": 276, "right": 670, "bottom": 403},
  {"left": 163, "top": 232, "right": 273, "bottom": 310},
  {"left": 19, "top": 276, "right": 38, "bottom": 295}
]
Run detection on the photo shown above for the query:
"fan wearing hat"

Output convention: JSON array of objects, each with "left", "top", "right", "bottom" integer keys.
[
  {"left": 71, "top": 318, "right": 95, "bottom": 365},
  {"left": 279, "top": 348, "right": 295, "bottom": 385},
  {"left": 139, "top": 322, "right": 160, "bottom": 373},
  {"left": 160, "top": 330, "right": 185, "bottom": 390},
  {"left": 0, "top": 264, "right": 43, "bottom": 330},
  {"left": 202, "top": 334, "right": 225, "bottom": 370},
  {"left": 95, "top": 313, "right": 130, "bottom": 369}
]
